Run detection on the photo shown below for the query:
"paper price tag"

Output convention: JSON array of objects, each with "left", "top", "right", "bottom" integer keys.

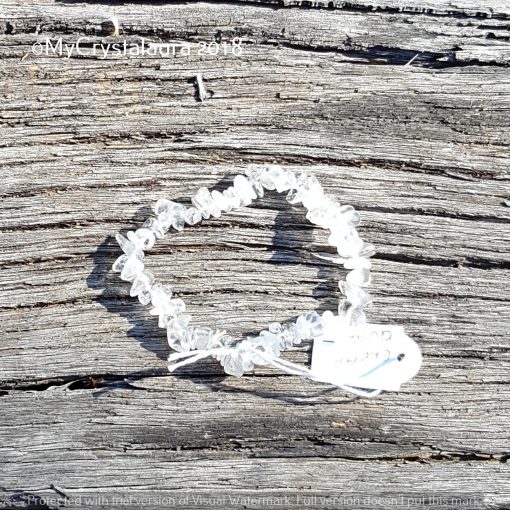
[{"left": 311, "top": 320, "right": 422, "bottom": 391}]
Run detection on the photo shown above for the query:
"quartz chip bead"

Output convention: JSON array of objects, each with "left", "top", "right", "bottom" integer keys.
[
  {"left": 192, "top": 327, "right": 215, "bottom": 350},
  {"left": 238, "top": 342, "right": 255, "bottom": 372},
  {"left": 166, "top": 297, "right": 186, "bottom": 317},
  {"left": 239, "top": 331, "right": 282, "bottom": 368},
  {"left": 213, "top": 334, "right": 236, "bottom": 352},
  {"left": 245, "top": 335, "right": 274, "bottom": 365},
  {"left": 259, "top": 165, "right": 295, "bottom": 193},
  {"left": 280, "top": 323, "right": 299, "bottom": 348},
  {"left": 112, "top": 254, "right": 129, "bottom": 273},
  {"left": 233, "top": 175, "right": 257, "bottom": 206},
  {"left": 328, "top": 227, "right": 364, "bottom": 259},
  {"left": 249, "top": 179, "right": 264, "bottom": 198},
  {"left": 339, "top": 281, "right": 372, "bottom": 309},
  {"left": 295, "top": 311, "right": 323, "bottom": 341},
  {"left": 130, "top": 270, "right": 155, "bottom": 305},
  {"left": 192, "top": 187, "right": 221, "bottom": 219},
  {"left": 167, "top": 327, "right": 192, "bottom": 352},
  {"left": 184, "top": 207, "right": 202, "bottom": 226},
  {"left": 338, "top": 205, "right": 361, "bottom": 228},
  {"left": 149, "top": 284, "right": 175, "bottom": 327},
  {"left": 167, "top": 314, "right": 193, "bottom": 351},
  {"left": 350, "top": 307, "right": 367, "bottom": 326},
  {"left": 150, "top": 283, "right": 172, "bottom": 307},
  {"left": 112, "top": 251, "right": 144, "bottom": 282},
  {"left": 211, "top": 189, "right": 232, "bottom": 213},
  {"left": 130, "top": 228, "right": 156, "bottom": 250},
  {"left": 268, "top": 322, "right": 282, "bottom": 334},
  {"left": 346, "top": 268, "right": 371, "bottom": 287},
  {"left": 142, "top": 218, "right": 165, "bottom": 239},
  {"left": 268, "top": 322, "right": 299, "bottom": 349},
  {"left": 155, "top": 198, "right": 177, "bottom": 216},
  {"left": 258, "top": 330, "right": 282, "bottom": 357},
  {"left": 305, "top": 197, "right": 339, "bottom": 229},
  {"left": 344, "top": 257, "right": 372, "bottom": 270},
  {"left": 287, "top": 173, "right": 323, "bottom": 209},
  {"left": 120, "top": 255, "right": 144, "bottom": 282},
  {"left": 359, "top": 242, "right": 376, "bottom": 258},
  {"left": 301, "top": 176, "right": 324, "bottom": 210},
  {"left": 338, "top": 302, "right": 367, "bottom": 326},
  {"left": 223, "top": 187, "right": 242, "bottom": 209},
  {"left": 156, "top": 199, "right": 187, "bottom": 232},
  {"left": 220, "top": 350, "right": 245, "bottom": 377},
  {"left": 244, "top": 164, "right": 266, "bottom": 181},
  {"left": 302, "top": 311, "right": 324, "bottom": 337},
  {"left": 172, "top": 210, "right": 186, "bottom": 232},
  {"left": 243, "top": 165, "right": 265, "bottom": 198},
  {"left": 115, "top": 232, "right": 145, "bottom": 257},
  {"left": 155, "top": 198, "right": 178, "bottom": 227}
]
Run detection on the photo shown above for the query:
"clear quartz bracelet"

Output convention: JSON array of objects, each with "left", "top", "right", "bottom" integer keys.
[{"left": 112, "top": 165, "right": 422, "bottom": 397}]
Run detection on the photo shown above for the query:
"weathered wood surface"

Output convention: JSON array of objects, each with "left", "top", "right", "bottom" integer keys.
[{"left": 0, "top": 0, "right": 509, "bottom": 508}]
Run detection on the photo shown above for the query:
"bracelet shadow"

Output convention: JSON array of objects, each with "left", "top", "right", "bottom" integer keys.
[
  {"left": 86, "top": 206, "right": 170, "bottom": 381},
  {"left": 86, "top": 178, "right": 350, "bottom": 403}
]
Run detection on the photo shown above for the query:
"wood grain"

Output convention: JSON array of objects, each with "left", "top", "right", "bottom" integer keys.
[{"left": 0, "top": 0, "right": 509, "bottom": 508}]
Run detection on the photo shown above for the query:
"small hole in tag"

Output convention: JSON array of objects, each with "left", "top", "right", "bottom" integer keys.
[{"left": 397, "top": 353, "right": 405, "bottom": 362}]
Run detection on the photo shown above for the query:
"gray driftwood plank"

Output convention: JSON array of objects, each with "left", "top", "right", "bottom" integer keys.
[{"left": 0, "top": 0, "right": 509, "bottom": 508}]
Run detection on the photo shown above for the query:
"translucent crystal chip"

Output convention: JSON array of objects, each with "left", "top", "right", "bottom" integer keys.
[
  {"left": 286, "top": 188, "right": 299, "bottom": 204},
  {"left": 221, "top": 351, "right": 244, "bottom": 377},
  {"left": 173, "top": 215, "right": 185, "bottom": 232},
  {"left": 233, "top": 175, "right": 256, "bottom": 206},
  {"left": 211, "top": 189, "right": 231, "bottom": 213},
  {"left": 337, "top": 299, "right": 352, "bottom": 320},
  {"left": 167, "top": 327, "right": 192, "bottom": 352},
  {"left": 303, "top": 311, "right": 323, "bottom": 337},
  {"left": 339, "top": 281, "right": 372, "bottom": 308},
  {"left": 343, "top": 257, "right": 372, "bottom": 270},
  {"left": 133, "top": 228, "right": 156, "bottom": 250},
  {"left": 129, "top": 270, "right": 154, "bottom": 298},
  {"left": 329, "top": 227, "right": 364, "bottom": 258},
  {"left": 192, "top": 187, "right": 220, "bottom": 219},
  {"left": 268, "top": 322, "right": 282, "bottom": 334},
  {"left": 168, "top": 298, "right": 186, "bottom": 316},
  {"left": 116, "top": 233, "right": 141, "bottom": 256},
  {"left": 286, "top": 172, "right": 308, "bottom": 204},
  {"left": 349, "top": 307, "right": 367, "bottom": 326},
  {"left": 184, "top": 207, "right": 202, "bottom": 225},
  {"left": 244, "top": 164, "right": 267, "bottom": 181},
  {"left": 249, "top": 178, "right": 264, "bottom": 198},
  {"left": 359, "top": 242, "right": 376, "bottom": 258},
  {"left": 168, "top": 314, "right": 192, "bottom": 333},
  {"left": 137, "top": 289, "right": 152, "bottom": 305},
  {"left": 142, "top": 218, "right": 165, "bottom": 239},
  {"left": 306, "top": 198, "right": 339, "bottom": 229},
  {"left": 238, "top": 344, "right": 255, "bottom": 371},
  {"left": 346, "top": 268, "right": 372, "bottom": 287},
  {"left": 158, "top": 202, "right": 187, "bottom": 231},
  {"left": 295, "top": 314, "right": 311, "bottom": 341},
  {"left": 259, "top": 330, "right": 281, "bottom": 357},
  {"left": 223, "top": 187, "right": 241, "bottom": 209},
  {"left": 192, "top": 327, "right": 214, "bottom": 350},
  {"left": 301, "top": 178, "right": 324, "bottom": 210},
  {"left": 150, "top": 283, "right": 172, "bottom": 306},
  {"left": 191, "top": 188, "right": 211, "bottom": 219},
  {"left": 214, "top": 333, "right": 236, "bottom": 350},
  {"left": 112, "top": 254, "right": 129, "bottom": 273},
  {"left": 280, "top": 323, "right": 299, "bottom": 348},
  {"left": 155, "top": 198, "right": 178, "bottom": 216},
  {"left": 120, "top": 254, "right": 144, "bottom": 282}
]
